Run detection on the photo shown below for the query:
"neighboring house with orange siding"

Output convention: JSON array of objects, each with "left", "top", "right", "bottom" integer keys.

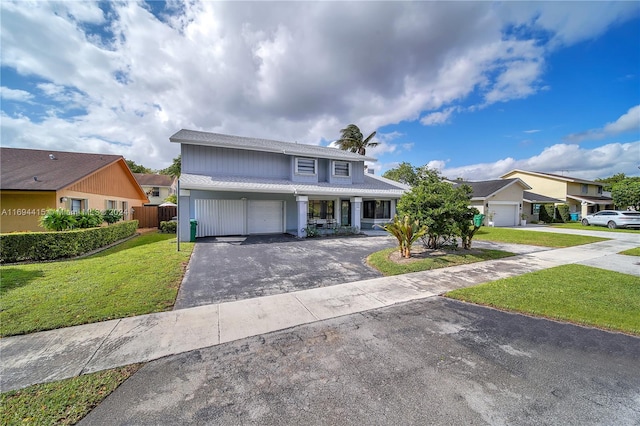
[{"left": 0, "top": 148, "right": 149, "bottom": 233}]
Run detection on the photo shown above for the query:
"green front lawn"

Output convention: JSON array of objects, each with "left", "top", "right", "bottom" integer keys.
[
  {"left": 447, "top": 264, "right": 640, "bottom": 335},
  {"left": 0, "top": 233, "right": 194, "bottom": 337},
  {"left": 620, "top": 247, "right": 640, "bottom": 256},
  {"left": 473, "top": 227, "right": 606, "bottom": 246},
  {"left": 368, "top": 247, "right": 514, "bottom": 276},
  {"left": 1, "top": 365, "right": 140, "bottom": 426},
  {"left": 550, "top": 222, "right": 640, "bottom": 234}
]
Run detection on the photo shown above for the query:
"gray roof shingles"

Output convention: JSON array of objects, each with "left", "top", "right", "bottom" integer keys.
[
  {"left": 0, "top": 148, "right": 122, "bottom": 191},
  {"left": 133, "top": 173, "right": 174, "bottom": 187},
  {"left": 170, "top": 129, "right": 377, "bottom": 162}
]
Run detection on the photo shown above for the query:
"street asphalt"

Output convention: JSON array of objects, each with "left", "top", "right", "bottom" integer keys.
[
  {"left": 1, "top": 226, "right": 639, "bottom": 425},
  {"left": 80, "top": 297, "right": 640, "bottom": 425}
]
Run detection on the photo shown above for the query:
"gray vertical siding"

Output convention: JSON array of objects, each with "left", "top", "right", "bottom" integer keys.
[{"left": 183, "top": 145, "right": 289, "bottom": 178}]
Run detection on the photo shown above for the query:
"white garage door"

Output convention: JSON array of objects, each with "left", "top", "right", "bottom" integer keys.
[
  {"left": 490, "top": 204, "right": 518, "bottom": 227},
  {"left": 248, "top": 200, "right": 284, "bottom": 234},
  {"left": 195, "top": 199, "right": 244, "bottom": 237}
]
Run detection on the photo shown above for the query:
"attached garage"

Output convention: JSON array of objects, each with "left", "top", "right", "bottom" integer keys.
[
  {"left": 489, "top": 203, "right": 518, "bottom": 227},
  {"left": 248, "top": 200, "right": 284, "bottom": 234},
  {"left": 194, "top": 199, "right": 284, "bottom": 237}
]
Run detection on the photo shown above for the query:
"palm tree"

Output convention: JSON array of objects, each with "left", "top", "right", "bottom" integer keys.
[{"left": 335, "top": 124, "right": 378, "bottom": 156}]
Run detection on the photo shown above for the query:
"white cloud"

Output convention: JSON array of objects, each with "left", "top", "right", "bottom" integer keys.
[
  {"left": 420, "top": 107, "right": 456, "bottom": 126},
  {"left": 439, "top": 142, "right": 640, "bottom": 181},
  {"left": 1, "top": 87, "right": 33, "bottom": 102},
  {"left": 565, "top": 105, "right": 640, "bottom": 142},
  {"left": 0, "top": 1, "right": 638, "bottom": 170}
]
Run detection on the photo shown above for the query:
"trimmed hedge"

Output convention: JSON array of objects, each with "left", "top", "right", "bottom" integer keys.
[{"left": 0, "top": 220, "right": 138, "bottom": 263}]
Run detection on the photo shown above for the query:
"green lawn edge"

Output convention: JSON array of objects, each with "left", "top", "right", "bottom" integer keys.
[
  {"left": 446, "top": 264, "right": 640, "bottom": 335},
  {"left": 0, "top": 232, "right": 194, "bottom": 337},
  {"left": 473, "top": 227, "right": 606, "bottom": 247},
  {"left": 1, "top": 365, "right": 141, "bottom": 425},
  {"left": 367, "top": 247, "right": 515, "bottom": 276}
]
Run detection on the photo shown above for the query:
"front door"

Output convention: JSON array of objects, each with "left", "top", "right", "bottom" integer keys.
[{"left": 341, "top": 200, "right": 351, "bottom": 226}]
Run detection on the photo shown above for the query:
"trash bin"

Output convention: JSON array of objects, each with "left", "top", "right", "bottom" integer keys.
[
  {"left": 473, "top": 214, "right": 485, "bottom": 227},
  {"left": 569, "top": 213, "right": 579, "bottom": 222},
  {"left": 189, "top": 219, "right": 198, "bottom": 242}
]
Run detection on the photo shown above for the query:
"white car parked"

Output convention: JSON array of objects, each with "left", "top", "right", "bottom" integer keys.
[{"left": 581, "top": 210, "right": 640, "bottom": 229}]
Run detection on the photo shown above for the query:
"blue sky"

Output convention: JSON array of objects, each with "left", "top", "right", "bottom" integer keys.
[{"left": 1, "top": 1, "right": 639, "bottom": 181}]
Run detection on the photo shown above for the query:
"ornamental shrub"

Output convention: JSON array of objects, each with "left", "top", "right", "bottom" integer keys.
[
  {"left": 0, "top": 220, "right": 138, "bottom": 263},
  {"left": 74, "top": 209, "right": 104, "bottom": 228},
  {"left": 39, "top": 209, "right": 76, "bottom": 231},
  {"left": 159, "top": 221, "right": 177, "bottom": 233},
  {"left": 103, "top": 209, "right": 123, "bottom": 225},
  {"left": 557, "top": 204, "right": 570, "bottom": 223}
]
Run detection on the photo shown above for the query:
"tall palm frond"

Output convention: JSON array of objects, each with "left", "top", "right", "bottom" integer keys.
[{"left": 335, "top": 124, "right": 378, "bottom": 156}]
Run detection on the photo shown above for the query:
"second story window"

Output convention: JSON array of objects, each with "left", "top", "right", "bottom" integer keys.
[
  {"left": 296, "top": 158, "right": 316, "bottom": 175},
  {"left": 152, "top": 187, "right": 160, "bottom": 197},
  {"left": 581, "top": 184, "right": 588, "bottom": 194},
  {"left": 333, "top": 161, "right": 351, "bottom": 177},
  {"left": 597, "top": 186, "right": 602, "bottom": 194}
]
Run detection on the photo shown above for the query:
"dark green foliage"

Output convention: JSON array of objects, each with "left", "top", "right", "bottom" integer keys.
[
  {"left": 382, "top": 162, "right": 419, "bottom": 186},
  {"left": 103, "top": 209, "right": 123, "bottom": 224},
  {"left": 335, "top": 124, "right": 378, "bottom": 156},
  {"left": 159, "top": 155, "right": 181, "bottom": 178},
  {"left": 611, "top": 178, "right": 640, "bottom": 210},
  {"left": 125, "top": 159, "right": 153, "bottom": 174},
  {"left": 74, "top": 209, "right": 104, "bottom": 228},
  {"left": 396, "top": 167, "right": 477, "bottom": 249},
  {"left": 0, "top": 221, "right": 138, "bottom": 263},
  {"left": 557, "top": 204, "right": 570, "bottom": 222},
  {"left": 39, "top": 209, "right": 76, "bottom": 231},
  {"left": 539, "top": 204, "right": 555, "bottom": 223},
  {"left": 159, "top": 221, "right": 177, "bottom": 233}
]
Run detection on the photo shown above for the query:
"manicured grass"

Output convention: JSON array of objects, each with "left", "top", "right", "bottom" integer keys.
[
  {"left": 367, "top": 247, "right": 514, "bottom": 276},
  {"left": 0, "top": 233, "right": 194, "bottom": 337},
  {"left": 1, "top": 365, "right": 140, "bottom": 425},
  {"left": 447, "top": 264, "right": 640, "bottom": 335},
  {"left": 550, "top": 222, "right": 640, "bottom": 234},
  {"left": 620, "top": 247, "right": 640, "bottom": 256},
  {"left": 473, "top": 227, "right": 606, "bottom": 247}
]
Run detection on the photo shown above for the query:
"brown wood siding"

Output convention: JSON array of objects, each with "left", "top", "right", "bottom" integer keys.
[{"left": 67, "top": 162, "right": 145, "bottom": 200}]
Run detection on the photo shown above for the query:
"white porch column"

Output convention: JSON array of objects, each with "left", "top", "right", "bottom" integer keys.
[
  {"left": 178, "top": 189, "right": 191, "bottom": 242},
  {"left": 296, "top": 195, "right": 308, "bottom": 238},
  {"left": 350, "top": 197, "right": 362, "bottom": 231}
]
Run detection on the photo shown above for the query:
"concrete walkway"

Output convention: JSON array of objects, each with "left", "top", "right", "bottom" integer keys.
[{"left": 1, "top": 229, "right": 638, "bottom": 392}]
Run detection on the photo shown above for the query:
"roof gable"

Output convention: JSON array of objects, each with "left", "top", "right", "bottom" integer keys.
[
  {"left": 501, "top": 169, "right": 602, "bottom": 186},
  {"left": 133, "top": 173, "right": 174, "bottom": 187},
  {"left": 459, "top": 178, "right": 531, "bottom": 199},
  {"left": 1, "top": 148, "right": 122, "bottom": 191},
  {"left": 170, "top": 129, "right": 377, "bottom": 162}
]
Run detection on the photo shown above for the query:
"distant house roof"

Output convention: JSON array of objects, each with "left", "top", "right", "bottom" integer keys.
[
  {"left": 458, "top": 178, "right": 531, "bottom": 200},
  {"left": 180, "top": 172, "right": 406, "bottom": 198},
  {"left": 523, "top": 191, "right": 563, "bottom": 204},
  {"left": 169, "top": 129, "right": 377, "bottom": 162},
  {"left": 1, "top": 147, "right": 123, "bottom": 191},
  {"left": 133, "top": 173, "right": 174, "bottom": 187},
  {"left": 501, "top": 169, "right": 603, "bottom": 186}
]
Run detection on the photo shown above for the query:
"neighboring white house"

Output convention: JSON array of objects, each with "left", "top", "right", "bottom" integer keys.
[
  {"left": 170, "top": 129, "right": 408, "bottom": 240},
  {"left": 133, "top": 173, "right": 176, "bottom": 205},
  {"left": 458, "top": 179, "right": 531, "bottom": 227}
]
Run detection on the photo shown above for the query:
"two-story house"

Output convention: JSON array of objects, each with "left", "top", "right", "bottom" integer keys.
[
  {"left": 170, "top": 129, "right": 408, "bottom": 240},
  {"left": 501, "top": 169, "right": 614, "bottom": 219},
  {"left": 133, "top": 173, "right": 176, "bottom": 205}
]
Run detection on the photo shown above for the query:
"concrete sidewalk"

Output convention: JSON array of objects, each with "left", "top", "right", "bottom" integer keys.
[{"left": 1, "top": 235, "right": 638, "bottom": 392}]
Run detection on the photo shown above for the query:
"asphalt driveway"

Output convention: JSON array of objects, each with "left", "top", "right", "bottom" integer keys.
[
  {"left": 174, "top": 234, "right": 397, "bottom": 309},
  {"left": 81, "top": 297, "right": 640, "bottom": 425}
]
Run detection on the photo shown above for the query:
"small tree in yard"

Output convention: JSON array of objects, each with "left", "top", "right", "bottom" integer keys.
[
  {"left": 612, "top": 179, "right": 640, "bottom": 210},
  {"left": 380, "top": 215, "right": 427, "bottom": 258},
  {"left": 397, "top": 167, "right": 477, "bottom": 249}
]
